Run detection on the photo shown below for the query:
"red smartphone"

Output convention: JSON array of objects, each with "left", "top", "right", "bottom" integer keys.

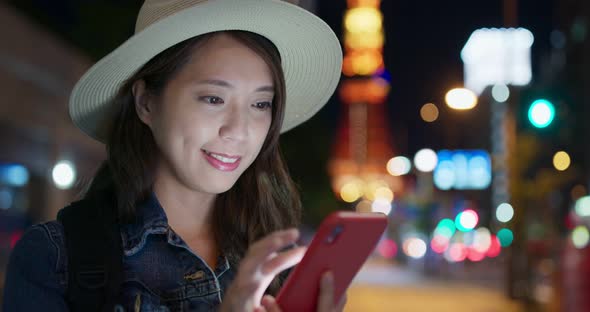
[{"left": 276, "top": 211, "right": 388, "bottom": 312}]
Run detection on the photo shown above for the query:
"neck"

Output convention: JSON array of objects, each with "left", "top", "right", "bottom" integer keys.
[{"left": 152, "top": 166, "right": 216, "bottom": 238}]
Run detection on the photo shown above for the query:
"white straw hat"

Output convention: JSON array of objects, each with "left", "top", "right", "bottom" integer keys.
[{"left": 69, "top": 0, "right": 342, "bottom": 143}]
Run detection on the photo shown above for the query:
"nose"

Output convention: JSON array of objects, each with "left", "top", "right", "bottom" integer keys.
[{"left": 219, "top": 104, "right": 248, "bottom": 141}]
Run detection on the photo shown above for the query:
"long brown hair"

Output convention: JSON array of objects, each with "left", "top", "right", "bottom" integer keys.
[{"left": 87, "top": 31, "right": 301, "bottom": 294}]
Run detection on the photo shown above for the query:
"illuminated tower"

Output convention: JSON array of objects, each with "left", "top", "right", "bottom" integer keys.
[{"left": 329, "top": 0, "right": 400, "bottom": 212}]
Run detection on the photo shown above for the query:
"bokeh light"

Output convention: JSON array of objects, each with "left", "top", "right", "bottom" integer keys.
[
  {"left": 344, "top": 7, "right": 383, "bottom": 34},
  {"left": 0, "top": 164, "right": 29, "bottom": 187},
  {"left": 456, "top": 210, "right": 479, "bottom": 232},
  {"left": 572, "top": 226, "right": 589, "bottom": 249},
  {"left": 435, "top": 218, "right": 456, "bottom": 238},
  {"left": 377, "top": 238, "right": 397, "bottom": 258},
  {"left": 491, "top": 84, "right": 510, "bottom": 102},
  {"left": 371, "top": 199, "right": 393, "bottom": 215},
  {"left": 340, "top": 182, "right": 362, "bottom": 203},
  {"left": 467, "top": 248, "right": 486, "bottom": 262},
  {"left": 445, "top": 88, "right": 478, "bottom": 110},
  {"left": 575, "top": 195, "right": 590, "bottom": 217},
  {"left": 420, "top": 103, "right": 439, "bottom": 122},
  {"left": 473, "top": 227, "right": 492, "bottom": 253},
  {"left": 386, "top": 156, "right": 412, "bottom": 176},
  {"left": 497, "top": 228, "right": 514, "bottom": 247},
  {"left": 374, "top": 187, "right": 394, "bottom": 202},
  {"left": 403, "top": 237, "right": 427, "bottom": 259},
  {"left": 445, "top": 243, "right": 467, "bottom": 262},
  {"left": 431, "top": 235, "right": 450, "bottom": 254},
  {"left": 52, "top": 161, "right": 76, "bottom": 190},
  {"left": 496, "top": 203, "right": 515, "bottom": 223},
  {"left": 486, "top": 235, "right": 502, "bottom": 258},
  {"left": 408, "top": 238, "right": 426, "bottom": 259},
  {"left": 528, "top": 99, "right": 555, "bottom": 128},
  {"left": 553, "top": 151, "right": 571, "bottom": 171},
  {"left": 414, "top": 148, "right": 438, "bottom": 172}
]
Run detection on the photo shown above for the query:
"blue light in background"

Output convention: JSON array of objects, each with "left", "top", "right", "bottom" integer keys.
[
  {"left": 0, "top": 164, "right": 30, "bottom": 187},
  {"left": 434, "top": 150, "right": 491, "bottom": 190}
]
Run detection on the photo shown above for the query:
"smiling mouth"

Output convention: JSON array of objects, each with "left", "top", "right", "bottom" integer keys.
[
  {"left": 202, "top": 150, "right": 241, "bottom": 163},
  {"left": 201, "top": 150, "right": 242, "bottom": 172}
]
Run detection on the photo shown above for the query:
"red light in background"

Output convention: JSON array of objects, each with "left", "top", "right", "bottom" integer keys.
[
  {"left": 377, "top": 238, "right": 397, "bottom": 259},
  {"left": 9, "top": 230, "right": 23, "bottom": 249},
  {"left": 448, "top": 243, "right": 467, "bottom": 262},
  {"left": 486, "top": 235, "right": 502, "bottom": 258},
  {"left": 467, "top": 248, "right": 485, "bottom": 262},
  {"left": 431, "top": 235, "right": 450, "bottom": 254}
]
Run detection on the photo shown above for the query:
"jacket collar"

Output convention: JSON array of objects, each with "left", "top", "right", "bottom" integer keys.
[
  {"left": 120, "top": 192, "right": 169, "bottom": 256},
  {"left": 118, "top": 192, "right": 232, "bottom": 277}
]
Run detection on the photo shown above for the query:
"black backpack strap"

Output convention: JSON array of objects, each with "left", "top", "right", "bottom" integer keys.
[{"left": 57, "top": 191, "right": 123, "bottom": 312}]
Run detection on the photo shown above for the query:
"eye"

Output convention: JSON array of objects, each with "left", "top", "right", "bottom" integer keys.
[
  {"left": 253, "top": 101, "right": 272, "bottom": 110},
  {"left": 199, "top": 96, "right": 224, "bottom": 105}
]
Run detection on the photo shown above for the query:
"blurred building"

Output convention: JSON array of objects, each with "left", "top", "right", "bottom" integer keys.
[
  {"left": 0, "top": 4, "right": 104, "bottom": 292},
  {"left": 554, "top": 0, "right": 590, "bottom": 311}
]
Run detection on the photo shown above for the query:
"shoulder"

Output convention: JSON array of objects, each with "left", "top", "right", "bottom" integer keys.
[
  {"left": 7, "top": 221, "right": 68, "bottom": 287},
  {"left": 2, "top": 221, "right": 69, "bottom": 310}
]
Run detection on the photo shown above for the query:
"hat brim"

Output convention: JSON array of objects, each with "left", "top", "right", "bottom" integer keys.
[{"left": 69, "top": 0, "right": 342, "bottom": 143}]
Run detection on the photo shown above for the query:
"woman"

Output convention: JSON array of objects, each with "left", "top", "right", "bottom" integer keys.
[{"left": 3, "top": 0, "right": 343, "bottom": 311}]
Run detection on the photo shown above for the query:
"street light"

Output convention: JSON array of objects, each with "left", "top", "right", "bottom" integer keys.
[
  {"left": 528, "top": 99, "right": 555, "bottom": 128},
  {"left": 445, "top": 88, "right": 478, "bottom": 110}
]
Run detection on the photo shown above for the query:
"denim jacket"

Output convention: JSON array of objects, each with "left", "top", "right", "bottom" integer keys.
[{"left": 2, "top": 193, "right": 236, "bottom": 311}]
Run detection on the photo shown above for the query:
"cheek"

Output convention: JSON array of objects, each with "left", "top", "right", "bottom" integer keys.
[{"left": 252, "top": 116, "right": 272, "bottom": 150}]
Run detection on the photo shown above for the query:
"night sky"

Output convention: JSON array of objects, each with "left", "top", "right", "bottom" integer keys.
[
  {"left": 315, "top": 0, "right": 555, "bottom": 156},
  {"left": 10, "top": 0, "right": 556, "bottom": 155},
  {"left": 7, "top": 0, "right": 559, "bottom": 222}
]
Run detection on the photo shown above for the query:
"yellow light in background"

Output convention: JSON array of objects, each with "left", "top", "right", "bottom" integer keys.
[
  {"left": 364, "top": 180, "right": 388, "bottom": 200},
  {"left": 345, "top": 31, "right": 384, "bottom": 50},
  {"left": 571, "top": 184, "right": 587, "bottom": 200},
  {"left": 445, "top": 88, "right": 478, "bottom": 110},
  {"left": 345, "top": 8, "right": 382, "bottom": 34},
  {"left": 340, "top": 182, "right": 362, "bottom": 202},
  {"left": 572, "top": 226, "right": 590, "bottom": 249},
  {"left": 420, "top": 103, "right": 439, "bottom": 122},
  {"left": 347, "top": 0, "right": 380, "bottom": 8},
  {"left": 374, "top": 187, "right": 394, "bottom": 202},
  {"left": 347, "top": 51, "right": 383, "bottom": 75},
  {"left": 553, "top": 151, "right": 571, "bottom": 171}
]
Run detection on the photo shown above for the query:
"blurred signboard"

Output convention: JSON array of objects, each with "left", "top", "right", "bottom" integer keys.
[
  {"left": 461, "top": 28, "right": 534, "bottom": 95},
  {"left": 434, "top": 150, "right": 492, "bottom": 190}
]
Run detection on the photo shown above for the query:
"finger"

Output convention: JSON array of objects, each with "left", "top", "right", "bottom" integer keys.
[
  {"left": 317, "top": 272, "right": 335, "bottom": 312},
  {"left": 242, "top": 229, "right": 300, "bottom": 273},
  {"left": 248, "top": 229, "right": 299, "bottom": 260},
  {"left": 261, "top": 246, "right": 306, "bottom": 276},
  {"left": 335, "top": 292, "right": 347, "bottom": 311},
  {"left": 261, "top": 295, "right": 283, "bottom": 312}
]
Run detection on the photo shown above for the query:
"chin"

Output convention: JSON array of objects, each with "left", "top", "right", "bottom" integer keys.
[{"left": 196, "top": 178, "right": 239, "bottom": 195}]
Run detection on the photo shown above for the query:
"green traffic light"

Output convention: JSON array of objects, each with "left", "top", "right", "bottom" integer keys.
[{"left": 528, "top": 99, "right": 555, "bottom": 128}]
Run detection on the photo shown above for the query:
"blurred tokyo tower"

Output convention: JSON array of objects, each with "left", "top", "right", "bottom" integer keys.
[{"left": 329, "top": 0, "right": 401, "bottom": 210}]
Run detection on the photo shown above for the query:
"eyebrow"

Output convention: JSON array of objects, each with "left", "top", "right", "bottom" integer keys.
[{"left": 197, "top": 79, "right": 274, "bottom": 93}]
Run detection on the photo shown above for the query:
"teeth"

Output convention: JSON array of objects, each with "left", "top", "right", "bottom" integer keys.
[{"left": 205, "top": 151, "right": 238, "bottom": 164}]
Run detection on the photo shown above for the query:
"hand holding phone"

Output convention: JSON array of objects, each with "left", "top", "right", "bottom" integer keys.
[{"left": 276, "top": 211, "right": 388, "bottom": 312}]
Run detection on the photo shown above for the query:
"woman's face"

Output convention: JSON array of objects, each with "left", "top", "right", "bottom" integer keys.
[{"left": 136, "top": 33, "right": 274, "bottom": 195}]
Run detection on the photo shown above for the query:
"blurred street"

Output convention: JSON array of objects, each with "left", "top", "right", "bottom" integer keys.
[{"left": 344, "top": 260, "right": 524, "bottom": 312}]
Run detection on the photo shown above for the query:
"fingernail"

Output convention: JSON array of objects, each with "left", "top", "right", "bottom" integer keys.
[
  {"left": 261, "top": 295, "right": 276, "bottom": 309},
  {"left": 322, "top": 271, "right": 334, "bottom": 287},
  {"left": 262, "top": 295, "right": 275, "bottom": 304},
  {"left": 284, "top": 228, "right": 299, "bottom": 241}
]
